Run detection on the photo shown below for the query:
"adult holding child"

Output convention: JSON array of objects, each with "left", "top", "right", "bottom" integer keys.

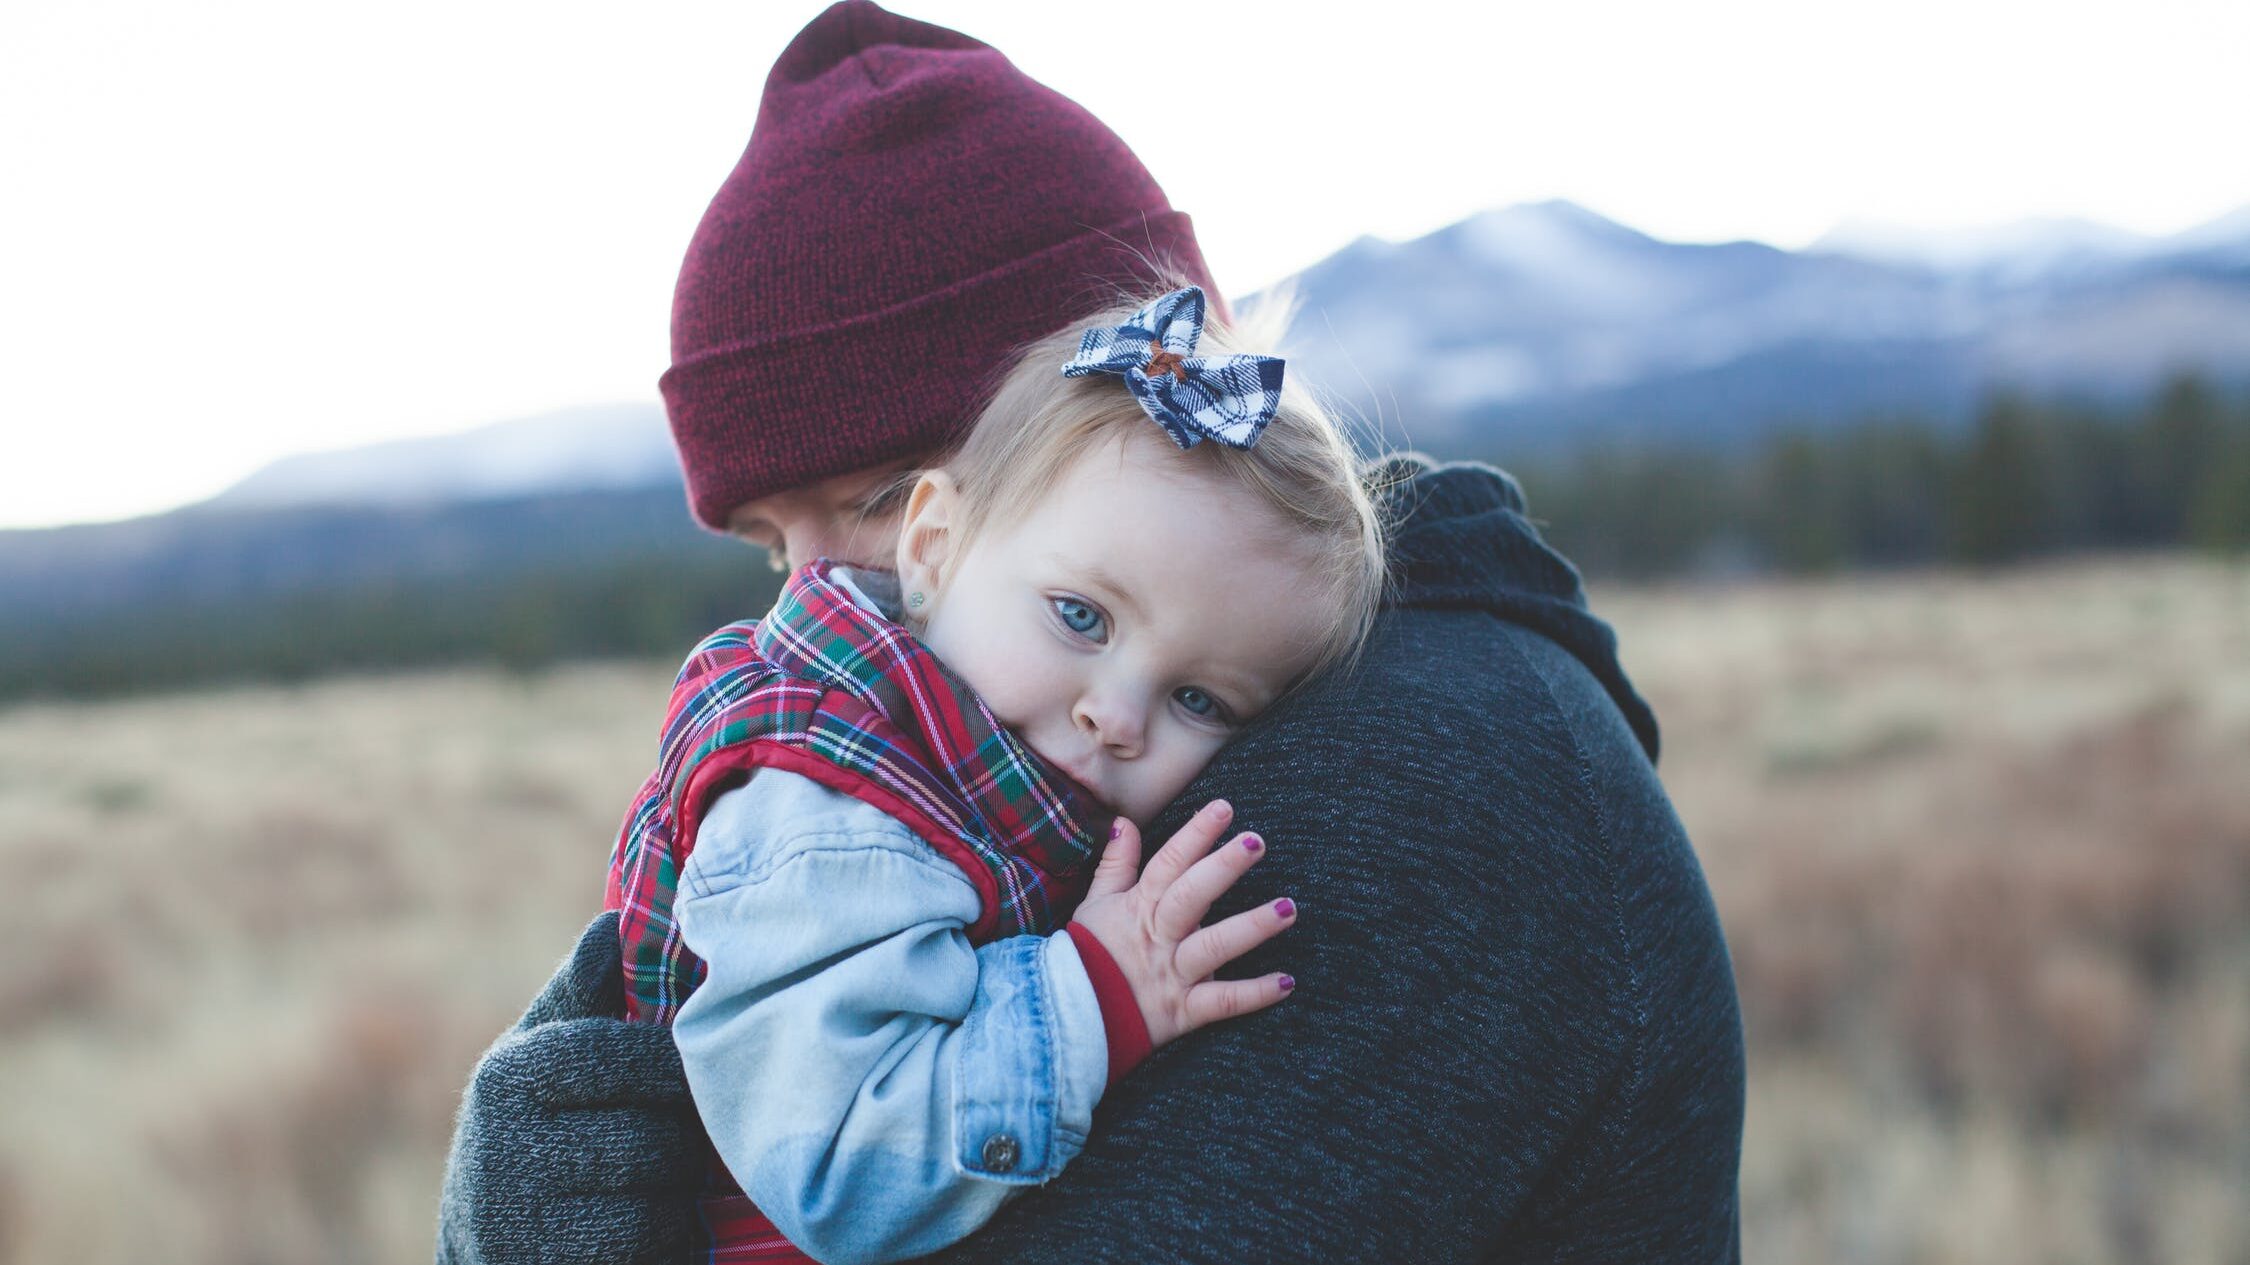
[{"left": 438, "top": 3, "right": 1744, "bottom": 1262}]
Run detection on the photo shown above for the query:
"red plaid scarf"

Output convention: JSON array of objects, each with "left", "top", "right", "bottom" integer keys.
[
  {"left": 604, "top": 558, "right": 1104, "bottom": 1023},
  {"left": 601, "top": 561, "right": 1105, "bottom": 1262}
]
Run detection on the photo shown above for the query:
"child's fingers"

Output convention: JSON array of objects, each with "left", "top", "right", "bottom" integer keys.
[
  {"left": 1176, "top": 896, "right": 1297, "bottom": 982},
  {"left": 1135, "top": 800, "right": 1234, "bottom": 899},
  {"left": 1082, "top": 817, "right": 1141, "bottom": 903},
  {"left": 1182, "top": 972, "right": 1295, "bottom": 1030},
  {"left": 1153, "top": 829, "right": 1265, "bottom": 943}
]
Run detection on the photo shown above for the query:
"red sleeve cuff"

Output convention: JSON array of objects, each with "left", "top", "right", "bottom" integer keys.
[{"left": 1066, "top": 922, "right": 1153, "bottom": 1086}]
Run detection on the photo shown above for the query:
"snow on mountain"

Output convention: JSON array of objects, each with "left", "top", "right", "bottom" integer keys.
[
  {"left": 1276, "top": 199, "right": 2250, "bottom": 456},
  {"left": 1283, "top": 201, "right": 1954, "bottom": 433},
  {"left": 1451, "top": 201, "right": 1690, "bottom": 318},
  {"left": 2160, "top": 205, "right": 2250, "bottom": 266},
  {"left": 211, "top": 403, "right": 676, "bottom": 509},
  {"left": 182, "top": 201, "right": 2250, "bottom": 509},
  {"left": 1811, "top": 207, "right": 2250, "bottom": 277},
  {"left": 1809, "top": 215, "right": 2152, "bottom": 278}
]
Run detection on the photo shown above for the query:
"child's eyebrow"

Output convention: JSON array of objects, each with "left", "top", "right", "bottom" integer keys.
[{"left": 1047, "top": 554, "right": 1146, "bottom": 624}]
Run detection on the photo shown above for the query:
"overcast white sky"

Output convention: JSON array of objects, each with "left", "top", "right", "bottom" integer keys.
[{"left": 4, "top": 0, "right": 2246, "bottom": 529}]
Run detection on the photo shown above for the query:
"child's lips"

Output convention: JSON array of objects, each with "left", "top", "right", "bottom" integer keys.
[
  {"left": 1026, "top": 737, "right": 1111, "bottom": 812},
  {"left": 1055, "top": 755, "right": 1106, "bottom": 802}
]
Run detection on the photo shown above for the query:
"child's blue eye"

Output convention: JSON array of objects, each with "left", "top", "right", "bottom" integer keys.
[
  {"left": 1174, "top": 686, "right": 1224, "bottom": 721},
  {"left": 1052, "top": 597, "right": 1107, "bottom": 642}
]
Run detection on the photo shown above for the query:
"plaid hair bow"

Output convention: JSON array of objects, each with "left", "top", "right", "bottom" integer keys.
[{"left": 1061, "top": 286, "right": 1285, "bottom": 450}]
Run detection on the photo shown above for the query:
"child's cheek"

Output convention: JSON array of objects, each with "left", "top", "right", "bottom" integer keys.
[
  {"left": 1139, "top": 730, "right": 1221, "bottom": 825},
  {"left": 959, "top": 620, "right": 1066, "bottom": 730}
]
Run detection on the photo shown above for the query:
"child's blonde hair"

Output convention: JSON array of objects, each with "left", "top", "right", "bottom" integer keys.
[{"left": 931, "top": 286, "right": 1386, "bottom": 682}]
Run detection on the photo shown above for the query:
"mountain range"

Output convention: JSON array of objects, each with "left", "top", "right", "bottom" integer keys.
[
  {"left": 6, "top": 201, "right": 2248, "bottom": 697},
  {"left": 141, "top": 199, "right": 2250, "bottom": 515},
  {"left": 209, "top": 403, "right": 679, "bottom": 510},
  {"left": 1277, "top": 200, "right": 2250, "bottom": 457}
]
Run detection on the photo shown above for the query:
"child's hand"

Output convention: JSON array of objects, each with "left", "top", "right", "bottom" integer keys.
[{"left": 1070, "top": 799, "right": 1298, "bottom": 1050}]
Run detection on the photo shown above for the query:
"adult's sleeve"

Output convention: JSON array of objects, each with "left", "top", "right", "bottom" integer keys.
[
  {"left": 1487, "top": 627, "right": 1746, "bottom": 1262},
  {"left": 433, "top": 911, "right": 704, "bottom": 1265},
  {"left": 671, "top": 771, "right": 1111, "bottom": 1265}
]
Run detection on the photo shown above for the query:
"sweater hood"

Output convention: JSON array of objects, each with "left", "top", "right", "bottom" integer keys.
[{"left": 1370, "top": 454, "right": 1660, "bottom": 761}]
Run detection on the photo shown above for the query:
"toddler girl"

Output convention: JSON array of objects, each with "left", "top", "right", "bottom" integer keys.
[{"left": 604, "top": 285, "right": 1384, "bottom": 1264}]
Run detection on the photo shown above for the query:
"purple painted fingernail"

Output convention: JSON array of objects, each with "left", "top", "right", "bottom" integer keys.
[
  {"left": 1240, "top": 833, "right": 1263, "bottom": 853},
  {"left": 1278, "top": 975, "right": 1296, "bottom": 992},
  {"left": 1273, "top": 897, "right": 1296, "bottom": 919},
  {"left": 1110, "top": 820, "right": 1122, "bottom": 840}
]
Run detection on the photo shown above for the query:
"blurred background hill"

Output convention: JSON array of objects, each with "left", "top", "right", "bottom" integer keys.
[
  {"left": 4, "top": 201, "right": 2248, "bottom": 702},
  {"left": 1289, "top": 199, "right": 2250, "bottom": 454}
]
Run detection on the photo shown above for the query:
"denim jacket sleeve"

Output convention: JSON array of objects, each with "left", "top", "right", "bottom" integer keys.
[{"left": 670, "top": 769, "right": 1111, "bottom": 1265}]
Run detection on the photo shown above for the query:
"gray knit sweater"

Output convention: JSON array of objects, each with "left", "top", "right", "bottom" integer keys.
[{"left": 436, "top": 456, "right": 1745, "bottom": 1263}]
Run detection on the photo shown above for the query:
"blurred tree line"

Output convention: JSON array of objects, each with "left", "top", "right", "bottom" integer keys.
[
  {"left": 6, "top": 375, "right": 2245, "bottom": 703},
  {"left": 1513, "top": 373, "right": 2250, "bottom": 579},
  {"left": 0, "top": 547, "right": 785, "bottom": 702}
]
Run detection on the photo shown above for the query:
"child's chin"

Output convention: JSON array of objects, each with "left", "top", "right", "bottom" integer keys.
[{"left": 1090, "top": 793, "right": 1136, "bottom": 831}]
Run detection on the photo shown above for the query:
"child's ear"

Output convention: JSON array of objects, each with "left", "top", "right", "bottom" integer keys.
[{"left": 895, "top": 471, "right": 961, "bottom": 608}]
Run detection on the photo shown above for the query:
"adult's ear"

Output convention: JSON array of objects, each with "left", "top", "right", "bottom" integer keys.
[{"left": 895, "top": 470, "right": 962, "bottom": 616}]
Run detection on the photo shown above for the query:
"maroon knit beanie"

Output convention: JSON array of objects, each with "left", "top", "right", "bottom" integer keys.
[{"left": 661, "top": 0, "right": 1221, "bottom": 531}]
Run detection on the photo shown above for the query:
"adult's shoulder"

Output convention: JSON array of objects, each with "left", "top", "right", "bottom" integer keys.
[
  {"left": 1352, "top": 451, "right": 1711, "bottom": 954},
  {"left": 1220, "top": 600, "right": 1663, "bottom": 905},
  {"left": 960, "top": 460, "right": 1743, "bottom": 1261},
  {"left": 1185, "top": 475, "right": 1735, "bottom": 1128},
  {"left": 1181, "top": 598, "right": 1656, "bottom": 1043},
  {"left": 1082, "top": 601, "right": 1738, "bottom": 1259},
  {"left": 1369, "top": 453, "right": 1662, "bottom": 759},
  {"left": 1239, "top": 550, "right": 1725, "bottom": 1013}
]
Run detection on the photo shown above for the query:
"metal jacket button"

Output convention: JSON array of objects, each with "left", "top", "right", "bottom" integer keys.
[{"left": 980, "top": 1134, "right": 1020, "bottom": 1172}]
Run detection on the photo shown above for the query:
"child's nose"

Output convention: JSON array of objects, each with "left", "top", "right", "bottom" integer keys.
[{"left": 1074, "top": 690, "right": 1144, "bottom": 758}]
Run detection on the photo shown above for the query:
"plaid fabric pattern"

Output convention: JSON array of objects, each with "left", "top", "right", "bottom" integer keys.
[
  {"left": 1062, "top": 284, "right": 1286, "bottom": 450},
  {"left": 604, "top": 559, "right": 1103, "bottom": 1026},
  {"left": 602, "top": 561, "right": 1104, "bottom": 1262}
]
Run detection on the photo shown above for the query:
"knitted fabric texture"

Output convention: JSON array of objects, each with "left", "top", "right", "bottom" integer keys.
[{"left": 661, "top": 0, "right": 1220, "bottom": 529}]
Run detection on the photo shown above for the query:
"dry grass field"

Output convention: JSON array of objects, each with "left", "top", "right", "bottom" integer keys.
[
  {"left": 1, "top": 556, "right": 2245, "bottom": 1264},
  {"left": 1608, "top": 559, "right": 2250, "bottom": 1264}
]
